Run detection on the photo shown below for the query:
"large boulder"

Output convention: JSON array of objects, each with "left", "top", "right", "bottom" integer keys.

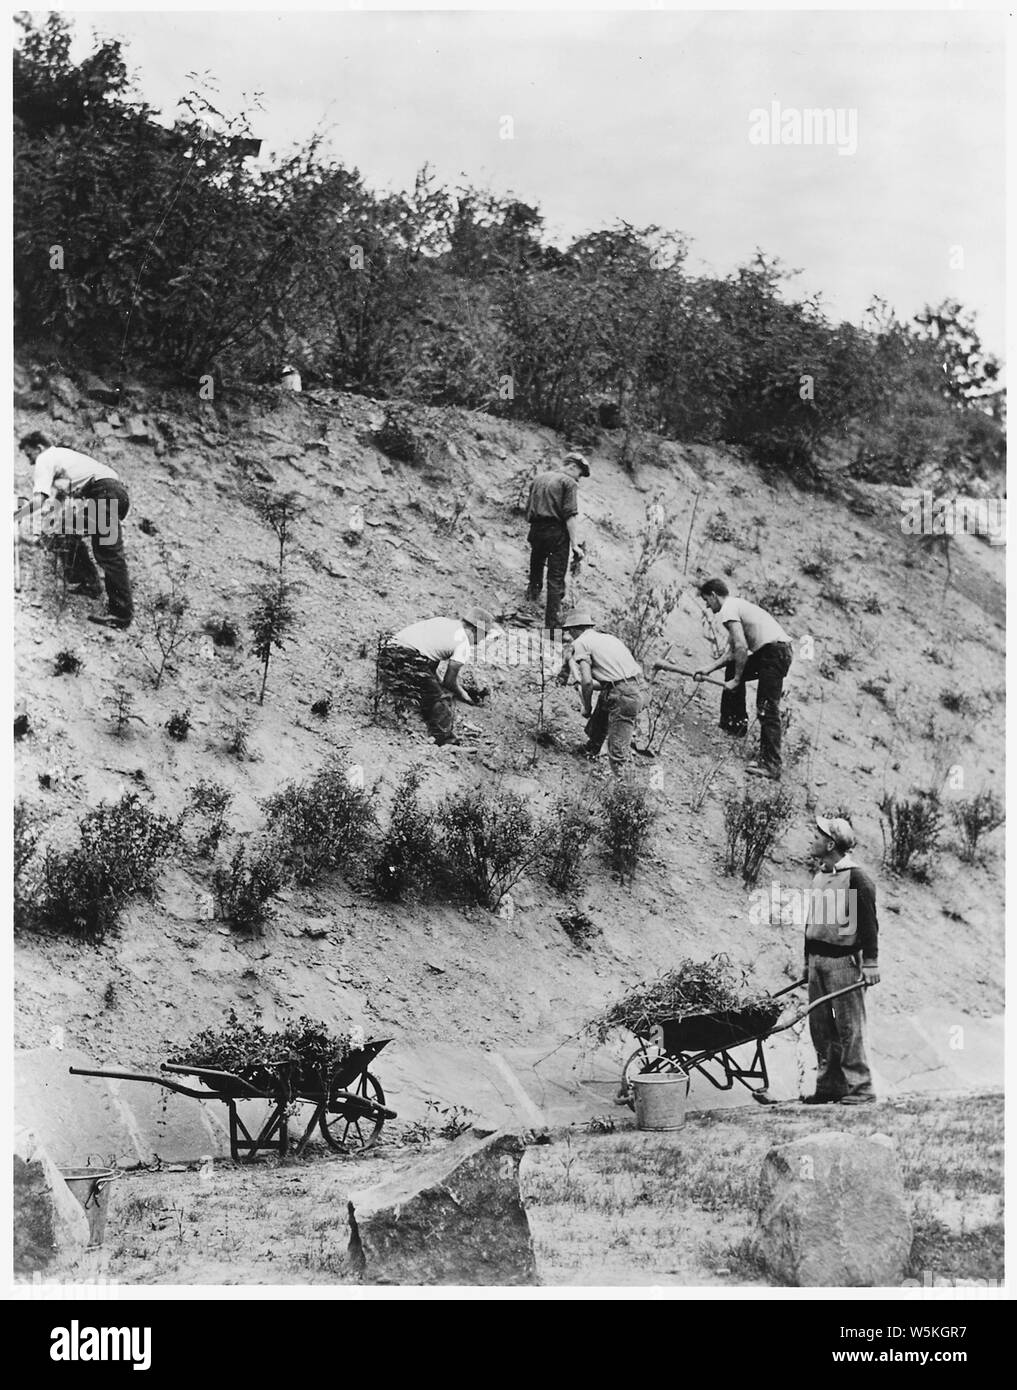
[
  {"left": 344, "top": 1131, "right": 537, "bottom": 1285},
  {"left": 14, "top": 1128, "right": 91, "bottom": 1273},
  {"left": 755, "top": 1130, "right": 912, "bottom": 1287}
]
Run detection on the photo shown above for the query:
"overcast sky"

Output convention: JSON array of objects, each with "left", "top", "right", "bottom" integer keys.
[{"left": 62, "top": 6, "right": 1006, "bottom": 358}]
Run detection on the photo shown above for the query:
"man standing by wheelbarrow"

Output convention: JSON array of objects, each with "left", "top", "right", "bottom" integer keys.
[{"left": 801, "top": 816, "right": 880, "bottom": 1105}]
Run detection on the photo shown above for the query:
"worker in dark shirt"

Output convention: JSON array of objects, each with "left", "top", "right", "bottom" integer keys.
[
  {"left": 525, "top": 452, "right": 589, "bottom": 632},
  {"left": 801, "top": 816, "right": 880, "bottom": 1105}
]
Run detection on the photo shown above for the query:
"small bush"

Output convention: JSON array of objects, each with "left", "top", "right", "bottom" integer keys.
[
  {"left": 704, "top": 512, "right": 739, "bottom": 545},
  {"left": 263, "top": 763, "right": 377, "bottom": 886},
  {"left": 950, "top": 791, "right": 1004, "bottom": 863},
  {"left": 374, "top": 404, "right": 430, "bottom": 466},
  {"left": 939, "top": 689, "right": 974, "bottom": 716},
  {"left": 184, "top": 779, "right": 234, "bottom": 857},
  {"left": 878, "top": 790, "right": 943, "bottom": 876},
  {"left": 433, "top": 785, "right": 538, "bottom": 910},
  {"left": 54, "top": 649, "right": 81, "bottom": 676},
  {"left": 860, "top": 676, "right": 890, "bottom": 706},
  {"left": 371, "top": 768, "right": 436, "bottom": 901},
  {"left": 211, "top": 843, "right": 290, "bottom": 934},
  {"left": 556, "top": 909, "right": 600, "bottom": 950},
  {"left": 800, "top": 542, "right": 837, "bottom": 580},
  {"left": 223, "top": 717, "right": 251, "bottom": 759},
  {"left": 602, "top": 783, "right": 656, "bottom": 884},
  {"left": 754, "top": 581, "right": 798, "bottom": 617},
  {"left": 863, "top": 592, "right": 883, "bottom": 614},
  {"left": 542, "top": 797, "right": 599, "bottom": 896},
  {"left": 38, "top": 793, "right": 180, "bottom": 941},
  {"left": 172, "top": 1009, "right": 358, "bottom": 1090},
  {"left": 205, "top": 616, "right": 240, "bottom": 648},
  {"left": 722, "top": 785, "right": 795, "bottom": 886},
  {"left": 107, "top": 685, "right": 139, "bottom": 738},
  {"left": 165, "top": 709, "right": 191, "bottom": 742}
]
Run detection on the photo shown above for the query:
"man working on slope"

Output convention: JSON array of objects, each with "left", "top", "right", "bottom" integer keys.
[
  {"left": 380, "top": 607, "right": 496, "bottom": 746},
  {"left": 656, "top": 576, "right": 792, "bottom": 779},
  {"left": 15, "top": 431, "right": 134, "bottom": 629},
  {"left": 562, "top": 610, "right": 643, "bottom": 778},
  {"left": 525, "top": 451, "right": 589, "bottom": 632}
]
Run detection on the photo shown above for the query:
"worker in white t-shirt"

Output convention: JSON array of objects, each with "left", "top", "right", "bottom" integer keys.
[
  {"left": 15, "top": 431, "right": 134, "bottom": 629},
  {"left": 656, "top": 577, "right": 792, "bottom": 779},
  {"left": 381, "top": 606, "right": 495, "bottom": 745},
  {"left": 562, "top": 610, "right": 643, "bottom": 777}
]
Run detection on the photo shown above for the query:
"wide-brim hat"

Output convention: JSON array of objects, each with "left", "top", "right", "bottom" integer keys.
[
  {"left": 562, "top": 610, "right": 595, "bottom": 629},
  {"left": 459, "top": 606, "right": 495, "bottom": 633},
  {"left": 564, "top": 452, "right": 591, "bottom": 477}
]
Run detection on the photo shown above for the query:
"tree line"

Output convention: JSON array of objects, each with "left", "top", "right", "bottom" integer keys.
[{"left": 14, "top": 13, "right": 1005, "bottom": 487}]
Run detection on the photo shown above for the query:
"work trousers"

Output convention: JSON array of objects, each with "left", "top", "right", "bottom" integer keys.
[
  {"left": 720, "top": 640, "right": 792, "bottom": 770},
  {"left": 807, "top": 953, "right": 876, "bottom": 1100},
  {"left": 65, "top": 480, "right": 134, "bottom": 625},
  {"left": 527, "top": 519, "right": 570, "bottom": 631},
  {"left": 586, "top": 677, "right": 643, "bottom": 776},
  {"left": 378, "top": 645, "right": 455, "bottom": 743}
]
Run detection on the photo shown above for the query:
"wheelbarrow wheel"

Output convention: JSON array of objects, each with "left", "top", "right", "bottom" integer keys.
[
  {"left": 619, "top": 1046, "right": 686, "bottom": 1111},
  {"left": 320, "top": 1071, "right": 386, "bottom": 1152}
]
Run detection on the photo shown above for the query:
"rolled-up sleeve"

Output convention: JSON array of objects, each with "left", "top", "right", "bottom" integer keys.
[{"left": 32, "top": 451, "right": 56, "bottom": 497}]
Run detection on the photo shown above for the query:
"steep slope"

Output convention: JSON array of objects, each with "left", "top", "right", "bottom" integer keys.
[{"left": 13, "top": 368, "right": 1005, "bottom": 1081}]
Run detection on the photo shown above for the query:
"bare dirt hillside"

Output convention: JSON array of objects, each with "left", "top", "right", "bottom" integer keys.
[{"left": 13, "top": 367, "right": 1005, "bottom": 1081}]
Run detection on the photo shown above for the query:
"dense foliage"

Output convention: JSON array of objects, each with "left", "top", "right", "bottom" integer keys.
[
  {"left": 171, "top": 1010, "right": 362, "bottom": 1092},
  {"left": 15, "top": 14, "right": 1004, "bottom": 487}
]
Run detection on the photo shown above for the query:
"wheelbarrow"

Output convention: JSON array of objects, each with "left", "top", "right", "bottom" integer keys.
[
  {"left": 618, "top": 978, "right": 869, "bottom": 1105},
  {"left": 69, "top": 1038, "right": 397, "bottom": 1162}
]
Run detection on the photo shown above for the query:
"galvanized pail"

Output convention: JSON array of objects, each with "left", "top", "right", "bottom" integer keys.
[{"left": 632, "top": 1071, "right": 690, "bottom": 1132}]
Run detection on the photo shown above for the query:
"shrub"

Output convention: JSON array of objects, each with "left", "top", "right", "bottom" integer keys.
[
  {"left": 184, "top": 779, "right": 233, "bottom": 857},
  {"left": 54, "top": 649, "right": 81, "bottom": 676},
  {"left": 38, "top": 793, "right": 180, "bottom": 941},
  {"left": 542, "top": 796, "right": 599, "bottom": 896},
  {"left": 165, "top": 709, "right": 191, "bottom": 742},
  {"left": 138, "top": 545, "right": 191, "bottom": 688},
  {"left": 800, "top": 542, "right": 837, "bottom": 580},
  {"left": 940, "top": 689, "right": 974, "bottom": 716},
  {"left": 433, "top": 785, "right": 538, "bottom": 909},
  {"left": 205, "top": 616, "right": 240, "bottom": 648},
  {"left": 722, "top": 785, "right": 795, "bottom": 886},
  {"left": 754, "top": 581, "right": 798, "bottom": 617},
  {"left": 556, "top": 909, "right": 600, "bottom": 950},
  {"left": 262, "top": 763, "right": 377, "bottom": 886},
  {"left": 371, "top": 768, "right": 436, "bottom": 901},
  {"left": 211, "top": 843, "right": 290, "bottom": 934},
  {"left": 250, "top": 576, "right": 299, "bottom": 705},
  {"left": 602, "top": 783, "right": 656, "bottom": 884},
  {"left": 223, "top": 717, "right": 251, "bottom": 759},
  {"left": 863, "top": 592, "right": 883, "bottom": 614},
  {"left": 107, "top": 685, "right": 138, "bottom": 738},
  {"left": 374, "top": 404, "right": 430, "bottom": 465},
  {"left": 950, "top": 791, "right": 1004, "bottom": 864},
  {"left": 878, "top": 791, "right": 943, "bottom": 876},
  {"left": 704, "top": 512, "right": 739, "bottom": 545},
  {"left": 605, "top": 497, "right": 681, "bottom": 661}
]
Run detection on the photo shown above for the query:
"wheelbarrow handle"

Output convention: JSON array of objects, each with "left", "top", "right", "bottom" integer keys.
[{"left": 768, "top": 980, "right": 869, "bottom": 1036}]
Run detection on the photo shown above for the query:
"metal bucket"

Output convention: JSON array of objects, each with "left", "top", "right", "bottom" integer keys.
[
  {"left": 60, "top": 1168, "right": 117, "bottom": 1248},
  {"left": 632, "top": 1071, "right": 690, "bottom": 1132}
]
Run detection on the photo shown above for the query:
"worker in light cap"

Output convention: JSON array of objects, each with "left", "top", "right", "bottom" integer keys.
[{"left": 800, "top": 815, "right": 880, "bottom": 1106}]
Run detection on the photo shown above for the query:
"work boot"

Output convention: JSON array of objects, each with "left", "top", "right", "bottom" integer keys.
[
  {"left": 800, "top": 1093, "right": 841, "bottom": 1105},
  {"left": 88, "top": 614, "right": 130, "bottom": 630},
  {"left": 839, "top": 1094, "right": 877, "bottom": 1105}
]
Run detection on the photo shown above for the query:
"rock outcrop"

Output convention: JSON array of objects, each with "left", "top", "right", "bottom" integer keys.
[{"left": 755, "top": 1129, "right": 912, "bottom": 1287}]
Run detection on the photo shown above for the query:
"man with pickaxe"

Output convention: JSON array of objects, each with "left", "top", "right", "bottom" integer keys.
[{"left": 655, "top": 576, "right": 792, "bottom": 779}]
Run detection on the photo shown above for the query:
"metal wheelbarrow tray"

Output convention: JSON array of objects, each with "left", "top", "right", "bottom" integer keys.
[
  {"left": 69, "top": 1038, "right": 397, "bottom": 1162},
  {"left": 620, "top": 977, "right": 869, "bottom": 1105}
]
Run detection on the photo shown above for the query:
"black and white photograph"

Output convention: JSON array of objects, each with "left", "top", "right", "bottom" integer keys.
[{"left": 9, "top": 0, "right": 1008, "bottom": 1330}]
